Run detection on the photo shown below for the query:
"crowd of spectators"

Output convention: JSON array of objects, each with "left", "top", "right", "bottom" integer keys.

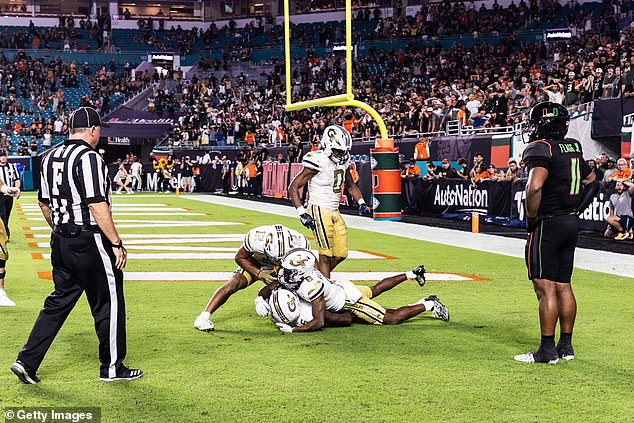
[
  {"left": 296, "top": 1, "right": 382, "bottom": 13},
  {"left": 0, "top": 51, "right": 145, "bottom": 155},
  {"left": 161, "top": 10, "right": 633, "bottom": 150},
  {"left": 0, "top": 14, "right": 111, "bottom": 51}
]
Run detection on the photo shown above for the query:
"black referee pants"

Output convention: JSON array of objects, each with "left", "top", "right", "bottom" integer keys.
[
  {"left": 17, "top": 230, "right": 127, "bottom": 378},
  {"left": 0, "top": 195, "right": 13, "bottom": 238}
]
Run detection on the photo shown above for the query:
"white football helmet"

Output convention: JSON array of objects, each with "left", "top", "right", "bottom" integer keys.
[
  {"left": 269, "top": 289, "right": 301, "bottom": 325},
  {"left": 278, "top": 248, "right": 317, "bottom": 290},
  {"left": 263, "top": 225, "right": 308, "bottom": 263},
  {"left": 320, "top": 125, "right": 352, "bottom": 165}
]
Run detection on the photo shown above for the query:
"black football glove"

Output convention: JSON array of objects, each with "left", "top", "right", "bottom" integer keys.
[
  {"left": 299, "top": 213, "right": 316, "bottom": 231},
  {"left": 358, "top": 203, "right": 370, "bottom": 216},
  {"left": 526, "top": 216, "right": 541, "bottom": 233}
]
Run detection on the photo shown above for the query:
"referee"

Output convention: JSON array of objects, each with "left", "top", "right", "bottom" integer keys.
[
  {"left": 0, "top": 150, "right": 21, "bottom": 240},
  {"left": 11, "top": 107, "right": 143, "bottom": 384}
]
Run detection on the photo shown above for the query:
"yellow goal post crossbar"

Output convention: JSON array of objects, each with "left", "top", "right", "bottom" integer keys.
[{"left": 283, "top": 0, "right": 388, "bottom": 140}]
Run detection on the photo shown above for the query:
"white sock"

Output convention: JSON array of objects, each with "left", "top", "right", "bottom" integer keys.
[
  {"left": 200, "top": 311, "right": 210, "bottom": 319},
  {"left": 405, "top": 270, "right": 416, "bottom": 280},
  {"left": 423, "top": 300, "right": 435, "bottom": 311},
  {"left": 0, "top": 288, "right": 5, "bottom": 295}
]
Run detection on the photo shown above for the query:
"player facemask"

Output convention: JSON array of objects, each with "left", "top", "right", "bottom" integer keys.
[
  {"left": 278, "top": 248, "right": 317, "bottom": 290},
  {"left": 277, "top": 267, "right": 303, "bottom": 290},
  {"left": 321, "top": 125, "right": 352, "bottom": 165}
]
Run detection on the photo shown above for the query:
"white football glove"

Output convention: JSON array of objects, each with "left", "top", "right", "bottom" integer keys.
[
  {"left": 254, "top": 296, "right": 271, "bottom": 317},
  {"left": 276, "top": 322, "right": 293, "bottom": 333}
]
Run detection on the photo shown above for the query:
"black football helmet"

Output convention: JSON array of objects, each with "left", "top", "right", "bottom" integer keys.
[{"left": 526, "top": 101, "right": 570, "bottom": 141}]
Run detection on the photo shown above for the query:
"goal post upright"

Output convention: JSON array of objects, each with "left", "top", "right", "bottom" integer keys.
[{"left": 282, "top": 0, "right": 400, "bottom": 220}]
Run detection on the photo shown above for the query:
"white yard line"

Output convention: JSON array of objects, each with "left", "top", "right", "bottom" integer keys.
[
  {"left": 39, "top": 250, "right": 385, "bottom": 260},
  {"left": 28, "top": 221, "right": 245, "bottom": 230},
  {"left": 186, "top": 195, "right": 634, "bottom": 279},
  {"left": 25, "top": 214, "right": 206, "bottom": 217},
  {"left": 121, "top": 271, "right": 476, "bottom": 282},
  {"left": 20, "top": 203, "right": 169, "bottom": 209},
  {"left": 31, "top": 233, "right": 244, "bottom": 240}
]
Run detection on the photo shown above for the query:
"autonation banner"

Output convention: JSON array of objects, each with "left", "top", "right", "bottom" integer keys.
[
  {"left": 511, "top": 179, "right": 614, "bottom": 233},
  {"left": 405, "top": 178, "right": 621, "bottom": 233},
  {"left": 403, "top": 179, "right": 511, "bottom": 217}
]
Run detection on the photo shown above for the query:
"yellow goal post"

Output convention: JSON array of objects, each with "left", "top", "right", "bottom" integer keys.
[{"left": 283, "top": 0, "right": 389, "bottom": 140}]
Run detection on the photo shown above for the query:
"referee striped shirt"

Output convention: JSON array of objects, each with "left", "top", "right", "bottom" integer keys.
[
  {"left": 0, "top": 162, "right": 20, "bottom": 187},
  {"left": 39, "top": 139, "right": 111, "bottom": 226}
]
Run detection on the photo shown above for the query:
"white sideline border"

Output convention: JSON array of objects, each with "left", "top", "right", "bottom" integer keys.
[{"left": 186, "top": 194, "right": 634, "bottom": 279}]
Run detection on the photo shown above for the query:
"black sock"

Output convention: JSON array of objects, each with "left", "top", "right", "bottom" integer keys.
[
  {"left": 539, "top": 335, "right": 556, "bottom": 352},
  {"left": 558, "top": 332, "right": 572, "bottom": 347}
]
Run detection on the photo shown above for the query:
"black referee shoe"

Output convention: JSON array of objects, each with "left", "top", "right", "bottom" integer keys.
[
  {"left": 100, "top": 367, "right": 144, "bottom": 382},
  {"left": 11, "top": 361, "right": 41, "bottom": 384}
]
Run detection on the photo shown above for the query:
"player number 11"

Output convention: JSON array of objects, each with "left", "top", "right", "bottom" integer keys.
[{"left": 570, "top": 157, "right": 581, "bottom": 196}]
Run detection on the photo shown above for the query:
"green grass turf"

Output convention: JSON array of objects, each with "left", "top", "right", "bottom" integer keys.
[{"left": 2, "top": 193, "right": 633, "bottom": 422}]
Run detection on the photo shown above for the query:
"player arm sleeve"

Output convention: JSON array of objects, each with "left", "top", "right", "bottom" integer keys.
[
  {"left": 304, "top": 280, "right": 325, "bottom": 302},
  {"left": 522, "top": 142, "right": 552, "bottom": 171},
  {"left": 78, "top": 153, "right": 107, "bottom": 204},
  {"left": 242, "top": 230, "right": 254, "bottom": 253},
  {"left": 301, "top": 153, "right": 321, "bottom": 172},
  {"left": 38, "top": 168, "right": 50, "bottom": 204}
]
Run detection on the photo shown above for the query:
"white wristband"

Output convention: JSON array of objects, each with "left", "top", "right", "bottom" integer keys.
[
  {"left": 296, "top": 206, "right": 306, "bottom": 216},
  {"left": 0, "top": 185, "right": 8, "bottom": 195},
  {"left": 358, "top": 199, "right": 366, "bottom": 205}
]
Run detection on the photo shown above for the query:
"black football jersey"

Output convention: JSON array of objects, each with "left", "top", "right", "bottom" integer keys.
[{"left": 522, "top": 138, "right": 592, "bottom": 215}]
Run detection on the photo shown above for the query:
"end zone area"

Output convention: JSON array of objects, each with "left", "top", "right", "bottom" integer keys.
[{"left": 2, "top": 193, "right": 633, "bottom": 422}]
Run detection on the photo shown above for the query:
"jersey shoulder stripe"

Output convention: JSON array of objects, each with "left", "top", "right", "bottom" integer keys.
[
  {"left": 307, "top": 282, "right": 325, "bottom": 302},
  {"left": 302, "top": 151, "right": 323, "bottom": 171},
  {"left": 243, "top": 229, "right": 255, "bottom": 252}
]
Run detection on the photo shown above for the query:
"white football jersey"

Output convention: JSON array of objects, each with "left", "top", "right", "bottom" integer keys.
[
  {"left": 242, "top": 225, "right": 310, "bottom": 266},
  {"left": 295, "top": 298, "right": 314, "bottom": 327},
  {"left": 295, "top": 270, "right": 346, "bottom": 312},
  {"left": 302, "top": 150, "right": 349, "bottom": 211}
]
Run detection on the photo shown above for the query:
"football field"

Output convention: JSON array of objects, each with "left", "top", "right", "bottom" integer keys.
[{"left": 1, "top": 193, "right": 633, "bottom": 422}]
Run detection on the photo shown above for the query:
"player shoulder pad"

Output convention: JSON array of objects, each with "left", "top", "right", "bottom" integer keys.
[
  {"left": 302, "top": 151, "right": 323, "bottom": 171},
  {"left": 286, "top": 228, "right": 310, "bottom": 249},
  {"left": 522, "top": 140, "right": 552, "bottom": 162},
  {"left": 298, "top": 273, "right": 324, "bottom": 302},
  {"left": 243, "top": 226, "right": 270, "bottom": 253}
]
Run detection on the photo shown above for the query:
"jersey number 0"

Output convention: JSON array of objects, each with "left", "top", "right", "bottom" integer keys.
[{"left": 333, "top": 169, "right": 345, "bottom": 193}]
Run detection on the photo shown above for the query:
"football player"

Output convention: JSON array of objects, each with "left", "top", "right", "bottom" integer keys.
[
  {"left": 194, "top": 224, "right": 309, "bottom": 331},
  {"left": 288, "top": 125, "right": 370, "bottom": 279},
  {"left": 514, "top": 102, "right": 598, "bottom": 364},
  {"left": 268, "top": 249, "right": 448, "bottom": 333}
]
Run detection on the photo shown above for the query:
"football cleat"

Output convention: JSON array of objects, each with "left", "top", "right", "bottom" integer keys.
[
  {"left": 0, "top": 293, "right": 16, "bottom": 306},
  {"left": 412, "top": 265, "right": 426, "bottom": 287},
  {"left": 11, "top": 361, "right": 41, "bottom": 384},
  {"left": 425, "top": 294, "right": 450, "bottom": 322},
  {"left": 556, "top": 344, "right": 575, "bottom": 361},
  {"left": 514, "top": 352, "right": 559, "bottom": 364},
  {"left": 194, "top": 315, "right": 215, "bottom": 332},
  {"left": 100, "top": 367, "right": 143, "bottom": 382}
]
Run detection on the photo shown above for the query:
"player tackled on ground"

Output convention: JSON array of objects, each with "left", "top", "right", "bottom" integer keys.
[
  {"left": 289, "top": 125, "right": 370, "bottom": 279},
  {"left": 514, "top": 102, "right": 599, "bottom": 364},
  {"left": 262, "top": 249, "right": 448, "bottom": 333},
  {"left": 194, "top": 224, "right": 309, "bottom": 331}
]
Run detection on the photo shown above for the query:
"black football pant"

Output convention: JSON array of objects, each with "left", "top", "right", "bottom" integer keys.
[
  {"left": 17, "top": 229, "right": 127, "bottom": 378},
  {"left": 0, "top": 195, "right": 13, "bottom": 238}
]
